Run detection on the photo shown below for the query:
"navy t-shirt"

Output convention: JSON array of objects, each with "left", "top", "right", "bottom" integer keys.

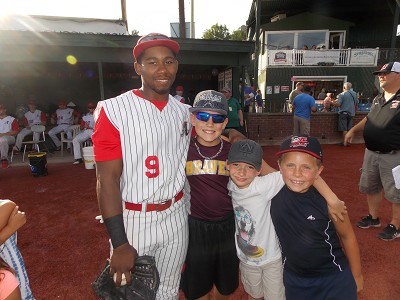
[{"left": 270, "top": 185, "right": 348, "bottom": 277}]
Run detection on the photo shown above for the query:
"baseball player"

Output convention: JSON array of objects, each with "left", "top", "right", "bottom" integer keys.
[
  {"left": 72, "top": 102, "right": 96, "bottom": 164},
  {"left": 0, "top": 104, "right": 19, "bottom": 169},
  {"left": 48, "top": 100, "right": 76, "bottom": 151},
  {"left": 174, "top": 85, "right": 185, "bottom": 103},
  {"left": 14, "top": 100, "right": 46, "bottom": 152},
  {"left": 92, "top": 33, "right": 191, "bottom": 299}
]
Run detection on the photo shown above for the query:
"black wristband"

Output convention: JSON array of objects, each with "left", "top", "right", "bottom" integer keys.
[{"left": 103, "top": 214, "right": 129, "bottom": 249}]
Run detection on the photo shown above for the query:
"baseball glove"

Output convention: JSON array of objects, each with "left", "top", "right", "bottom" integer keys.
[{"left": 92, "top": 255, "right": 160, "bottom": 300}]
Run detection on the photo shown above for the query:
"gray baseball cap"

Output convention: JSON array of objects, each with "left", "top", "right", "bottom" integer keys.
[
  {"left": 228, "top": 139, "right": 263, "bottom": 171},
  {"left": 189, "top": 90, "right": 228, "bottom": 115}
]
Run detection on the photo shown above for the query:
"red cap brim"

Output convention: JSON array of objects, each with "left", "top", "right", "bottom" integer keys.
[
  {"left": 276, "top": 149, "right": 322, "bottom": 161},
  {"left": 133, "top": 39, "right": 180, "bottom": 60}
]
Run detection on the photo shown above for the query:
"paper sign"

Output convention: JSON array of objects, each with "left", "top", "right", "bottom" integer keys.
[{"left": 393, "top": 165, "right": 400, "bottom": 189}]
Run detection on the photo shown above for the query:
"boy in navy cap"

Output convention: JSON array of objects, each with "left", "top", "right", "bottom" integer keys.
[
  {"left": 270, "top": 136, "right": 363, "bottom": 299},
  {"left": 226, "top": 137, "right": 348, "bottom": 300}
]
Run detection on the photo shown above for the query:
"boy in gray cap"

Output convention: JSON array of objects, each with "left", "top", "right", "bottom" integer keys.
[{"left": 227, "top": 137, "right": 347, "bottom": 300}]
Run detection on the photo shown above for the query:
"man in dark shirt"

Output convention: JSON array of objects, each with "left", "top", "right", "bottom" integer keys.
[{"left": 345, "top": 61, "right": 400, "bottom": 241}]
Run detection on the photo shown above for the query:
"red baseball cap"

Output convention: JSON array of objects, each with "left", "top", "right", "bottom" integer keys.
[
  {"left": 176, "top": 85, "right": 184, "bottom": 91},
  {"left": 133, "top": 33, "right": 180, "bottom": 61}
]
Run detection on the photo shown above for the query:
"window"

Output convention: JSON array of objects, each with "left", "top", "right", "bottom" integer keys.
[
  {"left": 297, "top": 32, "right": 327, "bottom": 50},
  {"left": 266, "top": 33, "right": 294, "bottom": 50}
]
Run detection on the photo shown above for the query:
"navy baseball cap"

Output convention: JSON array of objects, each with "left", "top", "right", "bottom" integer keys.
[
  {"left": 189, "top": 90, "right": 228, "bottom": 115},
  {"left": 372, "top": 62, "right": 400, "bottom": 75},
  {"left": 228, "top": 139, "right": 263, "bottom": 171},
  {"left": 276, "top": 136, "right": 323, "bottom": 161},
  {"left": 133, "top": 33, "right": 180, "bottom": 61}
]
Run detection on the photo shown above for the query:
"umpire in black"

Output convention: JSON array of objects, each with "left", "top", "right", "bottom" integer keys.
[{"left": 345, "top": 62, "right": 400, "bottom": 241}]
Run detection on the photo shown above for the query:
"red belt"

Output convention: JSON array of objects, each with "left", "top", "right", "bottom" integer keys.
[{"left": 124, "top": 191, "right": 183, "bottom": 212}]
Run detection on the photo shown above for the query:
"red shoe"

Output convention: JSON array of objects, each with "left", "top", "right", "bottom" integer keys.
[{"left": 1, "top": 159, "right": 9, "bottom": 169}]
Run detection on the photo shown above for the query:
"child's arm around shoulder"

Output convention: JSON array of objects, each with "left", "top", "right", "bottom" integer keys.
[
  {"left": 333, "top": 214, "right": 364, "bottom": 294},
  {"left": 313, "top": 177, "right": 347, "bottom": 222},
  {"left": 0, "top": 200, "right": 26, "bottom": 244},
  {"left": 259, "top": 159, "right": 276, "bottom": 175}
]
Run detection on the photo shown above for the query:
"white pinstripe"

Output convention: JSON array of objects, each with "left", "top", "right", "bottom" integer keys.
[{"left": 100, "top": 91, "right": 191, "bottom": 299}]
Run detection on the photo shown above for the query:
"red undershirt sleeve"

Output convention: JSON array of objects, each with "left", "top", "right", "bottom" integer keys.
[
  {"left": 92, "top": 107, "right": 122, "bottom": 161},
  {"left": 11, "top": 119, "right": 19, "bottom": 131},
  {"left": 40, "top": 112, "right": 47, "bottom": 123}
]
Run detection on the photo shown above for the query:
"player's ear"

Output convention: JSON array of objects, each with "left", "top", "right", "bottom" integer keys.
[
  {"left": 222, "top": 117, "right": 228, "bottom": 128},
  {"left": 315, "top": 164, "right": 324, "bottom": 179},
  {"left": 134, "top": 62, "right": 142, "bottom": 76}
]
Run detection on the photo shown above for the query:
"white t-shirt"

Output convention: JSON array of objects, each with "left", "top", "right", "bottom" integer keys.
[{"left": 228, "top": 171, "right": 284, "bottom": 266}]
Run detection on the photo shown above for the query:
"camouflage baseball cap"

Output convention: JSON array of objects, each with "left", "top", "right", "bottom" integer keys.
[{"left": 189, "top": 90, "right": 228, "bottom": 115}]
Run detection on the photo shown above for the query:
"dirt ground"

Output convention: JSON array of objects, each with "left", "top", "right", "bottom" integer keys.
[{"left": 0, "top": 143, "right": 399, "bottom": 299}]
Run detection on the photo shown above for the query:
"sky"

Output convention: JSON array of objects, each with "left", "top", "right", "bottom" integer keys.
[{"left": 0, "top": 0, "right": 253, "bottom": 38}]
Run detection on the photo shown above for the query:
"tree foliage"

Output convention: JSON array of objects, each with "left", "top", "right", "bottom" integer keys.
[
  {"left": 131, "top": 29, "right": 139, "bottom": 36},
  {"left": 202, "top": 23, "right": 231, "bottom": 40},
  {"left": 231, "top": 27, "right": 247, "bottom": 41},
  {"left": 202, "top": 24, "right": 247, "bottom": 41}
]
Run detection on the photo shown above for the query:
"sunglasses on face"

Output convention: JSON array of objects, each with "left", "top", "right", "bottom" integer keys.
[{"left": 195, "top": 112, "right": 227, "bottom": 124}]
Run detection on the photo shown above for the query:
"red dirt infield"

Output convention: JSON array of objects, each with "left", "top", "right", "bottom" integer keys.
[{"left": 0, "top": 143, "right": 398, "bottom": 299}]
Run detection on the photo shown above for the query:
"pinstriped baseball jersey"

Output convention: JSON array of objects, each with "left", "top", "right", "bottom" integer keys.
[{"left": 97, "top": 91, "right": 192, "bottom": 204}]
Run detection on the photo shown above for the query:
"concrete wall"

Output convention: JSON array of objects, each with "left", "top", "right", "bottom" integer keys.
[{"left": 246, "top": 111, "right": 367, "bottom": 145}]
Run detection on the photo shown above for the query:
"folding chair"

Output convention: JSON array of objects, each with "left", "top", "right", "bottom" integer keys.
[
  {"left": 60, "top": 125, "right": 81, "bottom": 157},
  {"left": 21, "top": 125, "right": 47, "bottom": 162}
]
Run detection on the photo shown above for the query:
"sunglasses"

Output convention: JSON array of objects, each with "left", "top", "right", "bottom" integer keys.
[{"left": 195, "top": 112, "right": 227, "bottom": 123}]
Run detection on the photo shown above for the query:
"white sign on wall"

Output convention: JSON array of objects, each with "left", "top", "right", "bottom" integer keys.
[{"left": 349, "top": 49, "right": 378, "bottom": 65}]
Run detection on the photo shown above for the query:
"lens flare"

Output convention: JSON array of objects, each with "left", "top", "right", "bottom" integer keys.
[{"left": 66, "top": 55, "right": 77, "bottom": 65}]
